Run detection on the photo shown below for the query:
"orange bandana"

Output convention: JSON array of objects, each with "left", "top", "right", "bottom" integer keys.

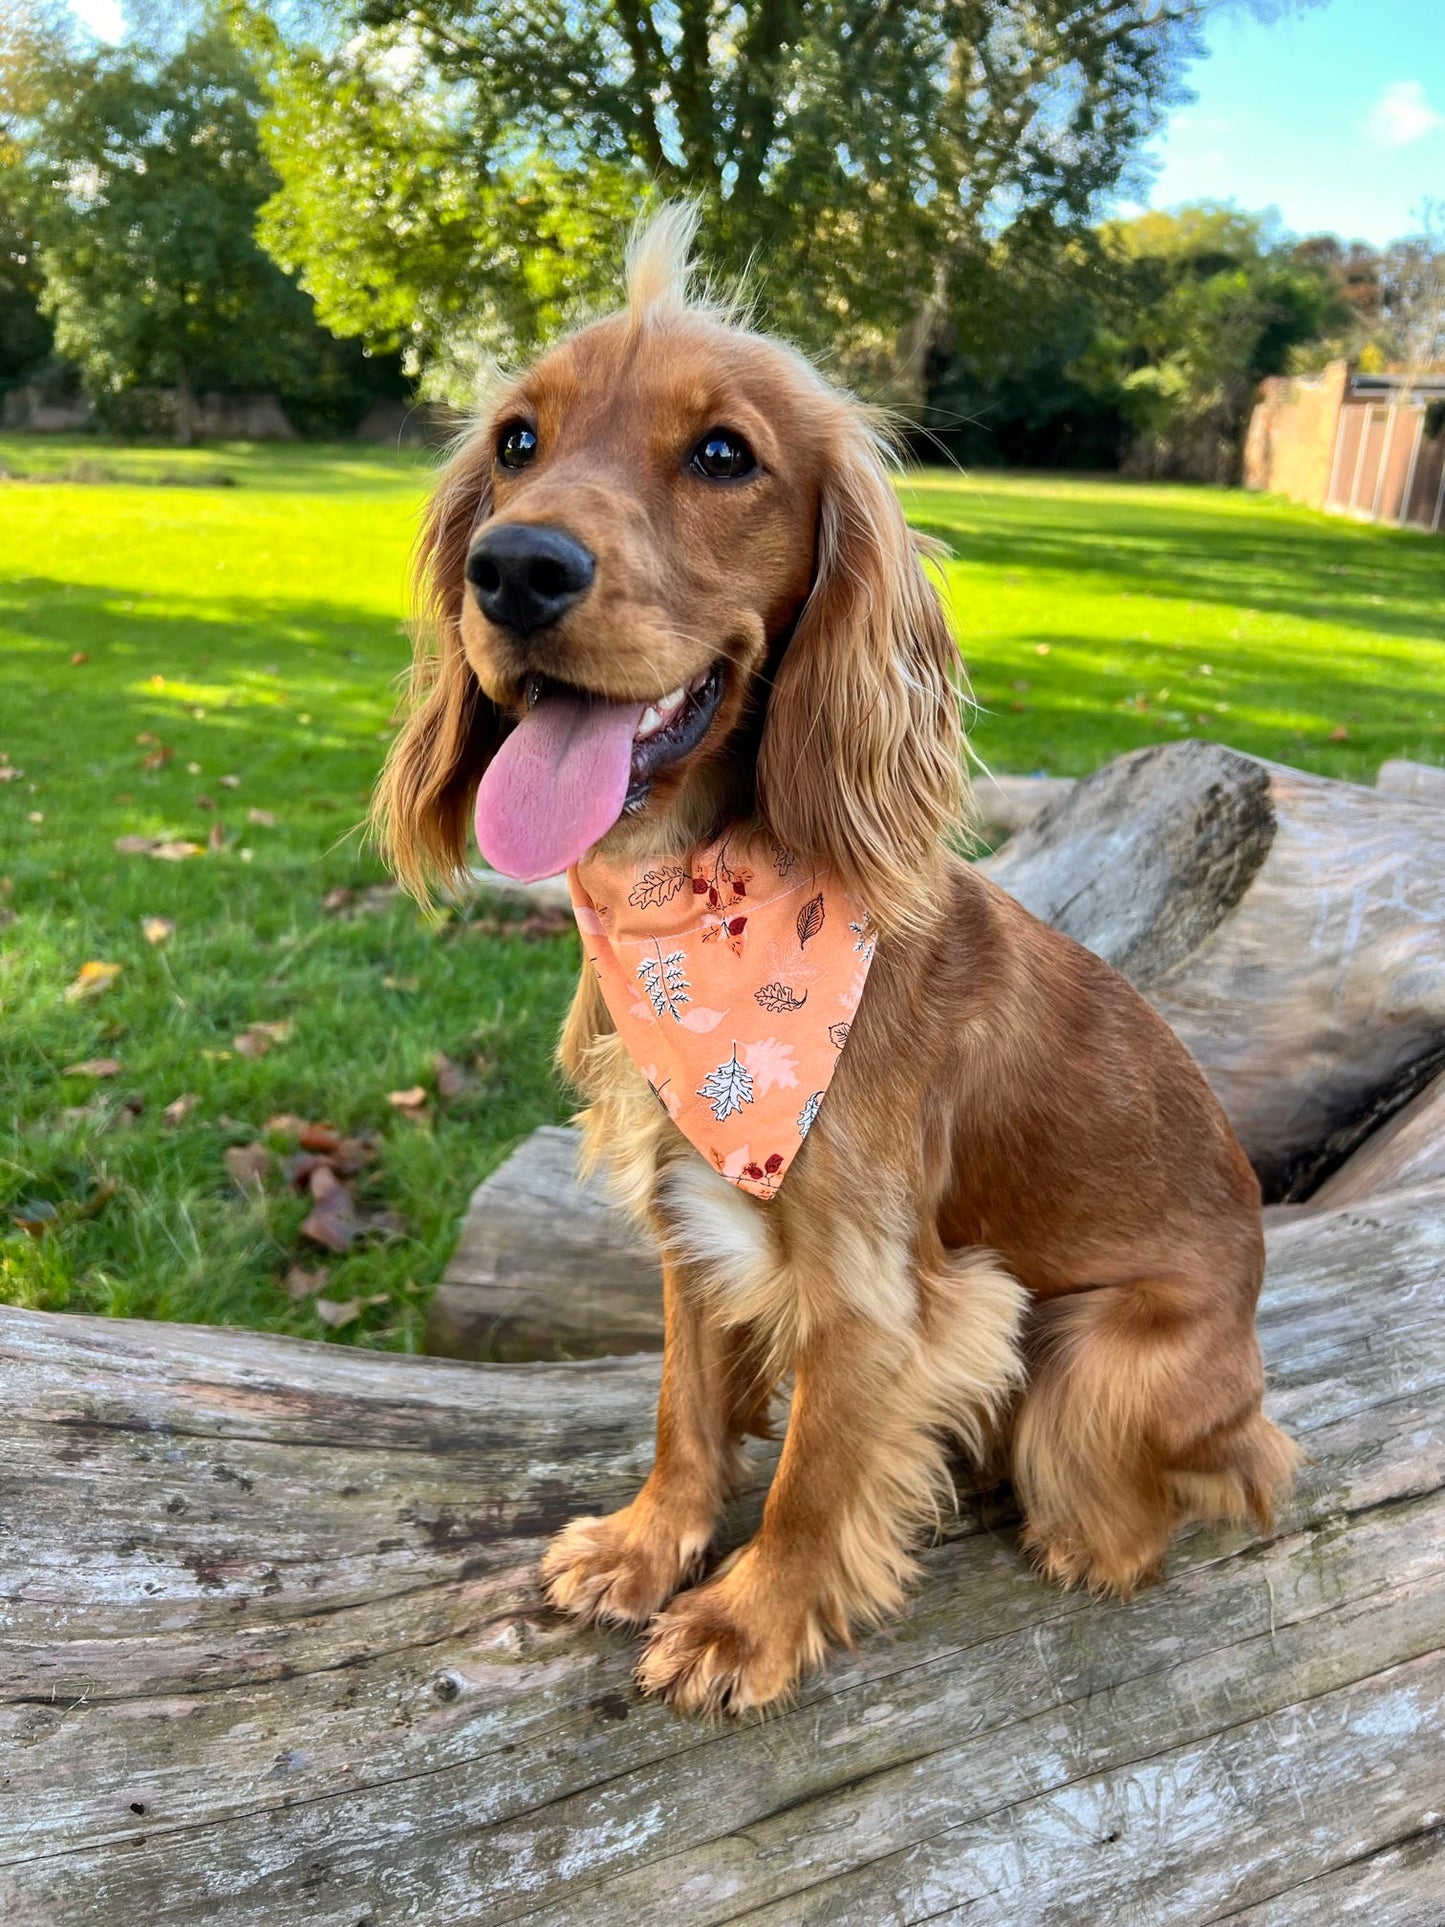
[{"left": 569, "top": 835, "right": 876, "bottom": 1199}]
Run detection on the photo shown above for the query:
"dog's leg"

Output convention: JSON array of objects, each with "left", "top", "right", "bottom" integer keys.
[
  {"left": 1013, "top": 1280, "right": 1298, "bottom": 1597},
  {"left": 541, "top": 1257, "right": 766, "bottom": 1627},
  {"left": 637, "top": 1253, "right": 1025, "bottom": 1714}
]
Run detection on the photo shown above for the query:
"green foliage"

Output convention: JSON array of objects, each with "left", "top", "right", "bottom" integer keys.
[
  {"left": 22, "top": 19, "right": 406, "bottom": 434},
  {"left": 926, "top": 203, "right": 1344, "bottom": 478},
  {"left": 244, "top": 0, "right": 1296, "bottom": 396}
]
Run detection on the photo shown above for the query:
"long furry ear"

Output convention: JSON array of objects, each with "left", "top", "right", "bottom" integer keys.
[
  {"left": 756, "top": 413, "right": 966, "bottom": 937},
  {"left": 372, "top": 435, "right": 504, "bottom": 901}
]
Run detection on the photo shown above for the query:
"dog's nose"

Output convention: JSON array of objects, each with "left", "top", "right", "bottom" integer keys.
[{"left": 465, "top": 523, "right": 595, "bottom": 636}]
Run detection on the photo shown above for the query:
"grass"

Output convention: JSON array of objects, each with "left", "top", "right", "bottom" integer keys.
[{"left": 2, "top": 438, "right": 1442, "bottom": 1348}]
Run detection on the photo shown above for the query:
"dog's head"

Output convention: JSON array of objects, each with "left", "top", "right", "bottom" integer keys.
[{"left": 376, "top": 205, "right": 965, "bottom": 934}]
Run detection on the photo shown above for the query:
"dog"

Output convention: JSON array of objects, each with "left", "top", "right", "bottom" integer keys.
[{"left": 376, "top": 205, "right": 1297, "bottom": 1715}]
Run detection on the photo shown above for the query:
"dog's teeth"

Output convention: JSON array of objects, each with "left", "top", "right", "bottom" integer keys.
[
  {"left": 636, "top": 705, "right": 663, "bottom": 739},
  {"left": 659, "top": 686, "right": 685, "bottom": 713}
]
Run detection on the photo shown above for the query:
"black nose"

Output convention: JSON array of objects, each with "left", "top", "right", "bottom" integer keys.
[{"left": 465, "top": 523, "right": 595, "bottom": 636}]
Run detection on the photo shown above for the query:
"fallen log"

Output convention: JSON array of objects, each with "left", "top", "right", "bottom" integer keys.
[
  {"left": 985, "top": 740, "right": 1445, "bottom": 1199},
  {"left": 1309, "top": 1068, "right": 1445, "bottom": 1210},
  {"left": 2, "top": 1188, "right": 1442, "bottom": 1924},
  {"left": 427, "top": 1126, "right": 662, "bottom": 1360}
]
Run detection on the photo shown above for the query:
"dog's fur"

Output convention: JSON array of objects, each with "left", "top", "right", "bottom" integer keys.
[{"left": 376, "top": 207, "right": 1297, "bottom": 1714}]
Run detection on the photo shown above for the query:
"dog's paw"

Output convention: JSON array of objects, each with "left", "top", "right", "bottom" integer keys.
[
  {"left": 1020, "top": 1521, "right": 1165, "bottom": 1600},
  {"left": 540, "top": 1503, "right": 710, "bottom": 1628},
  {"left": 635, "top": 1556, "right": 824, "bottom": 1715}
]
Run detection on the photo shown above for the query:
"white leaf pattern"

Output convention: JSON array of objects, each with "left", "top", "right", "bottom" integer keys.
[
  {"left": 797, "top": 1091, "right": 823, "bottom": 1138},
  {"left": 636, "top": 946, "right": 691, "bottom": 1020},
  {"left": 697, "top": 1044, "right": 755, "bottom": 1122}
]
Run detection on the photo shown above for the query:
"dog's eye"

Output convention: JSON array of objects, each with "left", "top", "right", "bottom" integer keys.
[
  {"left": 497, "top": 424, "right": 538, "bottom": 470},
  {"left": 691, "top": 429, "right": 757, "bottom": 480}
]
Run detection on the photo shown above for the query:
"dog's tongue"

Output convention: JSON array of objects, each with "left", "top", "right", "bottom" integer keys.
[{"left": 474, "top": 691, "right": 645, "bottom": 882}]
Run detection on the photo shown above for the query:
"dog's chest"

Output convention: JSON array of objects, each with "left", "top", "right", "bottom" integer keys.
[{"left": 657, "top": 1157, "right": 782, "bottom": 1324}]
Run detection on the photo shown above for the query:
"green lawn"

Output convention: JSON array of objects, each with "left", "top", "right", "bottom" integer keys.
[{"left": 2, "top": 440, "right": 1441, "bottom": 1347}]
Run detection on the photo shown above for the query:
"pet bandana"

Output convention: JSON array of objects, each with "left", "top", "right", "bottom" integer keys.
[{"left": 569, "top": 835, "right": 877, "bottom": 1200}]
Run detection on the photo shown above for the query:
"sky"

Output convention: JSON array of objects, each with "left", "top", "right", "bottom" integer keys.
[
  {"left": 67, "top": 0, "right": 1442, "bottom": 247},
  {"left": 1126, "top": 0, "right": 1443, "bottom": 244}
]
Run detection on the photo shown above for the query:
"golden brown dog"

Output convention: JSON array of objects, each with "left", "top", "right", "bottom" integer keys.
[{"left": 376, "top": 207, "right": 1297, "bottom": 1715}]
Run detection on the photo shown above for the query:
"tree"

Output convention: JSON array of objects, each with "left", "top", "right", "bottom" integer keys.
[
  {"left": 1079, "top": 205, "right": 1342, "bottom": 480},
  {"left": 247, "top": 0, "right": 1327, "bottom": 400},
  {"left": 0, "top": 0, "right": 71, "bottom": 387},
  {"left": 24, "top": 18, "right": 405, "bottom": 437}
]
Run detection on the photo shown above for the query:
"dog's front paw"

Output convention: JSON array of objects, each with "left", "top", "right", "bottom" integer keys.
[
  {"left": 540, "top": 1500, "right": 710, "bottom": 1628},
  {"left": 635, "top": 1552, "right": 824, "bottom": 1715}
]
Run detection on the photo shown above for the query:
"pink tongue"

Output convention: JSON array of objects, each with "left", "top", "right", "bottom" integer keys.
[{"left": 474, "top": 692, "right": 645, "bottom": 881}]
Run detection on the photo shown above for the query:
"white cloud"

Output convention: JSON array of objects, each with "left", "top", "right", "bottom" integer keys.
[{"left": 1366, "top": 81, "right": 1444, "bottom": 149}]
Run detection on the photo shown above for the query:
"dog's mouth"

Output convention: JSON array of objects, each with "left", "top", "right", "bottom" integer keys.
[{"left": 473, "top": 660, "right": 727, "bottom": 882}]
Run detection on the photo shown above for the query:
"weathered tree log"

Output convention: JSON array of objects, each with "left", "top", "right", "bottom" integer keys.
[
  {"left": 986, "top": 741, "right": 1445, "bottom": 1199},
  {"left": 1309, "top": 1069, "right": 1445, "bottom": 1210},
  {"left": 972, "top": 771, "right": 1076, "bottom": 847},
  {"left": 428, "top": 1126, "right": 662, "bottom": 1360},
  {"left": 1377, "top": 757, "right": 1445, "bottom": 810},
  {"left": 2, "top": 1189, "right": 1442, "bottom": 1923}
]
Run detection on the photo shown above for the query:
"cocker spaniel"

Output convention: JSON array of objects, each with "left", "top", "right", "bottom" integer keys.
[{"left": 377, "top": 206, "right": 1296, "bottom": 1715}]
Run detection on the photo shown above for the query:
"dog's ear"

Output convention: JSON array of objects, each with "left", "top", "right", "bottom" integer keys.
[
  {"left": 373, "top": 436, "right": 506, "bottom": 900},
  {"left": 756, "top": 410, "right": 965, "bottom": 937}
]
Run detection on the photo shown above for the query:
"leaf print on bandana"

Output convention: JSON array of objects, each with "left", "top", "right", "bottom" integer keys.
[
  {"left": 637, "top": 945, "right": 691, "bottom": 1019},
  {"left": 742, "top": 1036, "right": 799, "bottom": 1095},
  {"left": 798, "top": 1091, "right": 824, "bottom": 1138},
  {"left": 849, "top": 910, "right": 877, "bottom": 960},
  {"left": 629, "top": 865, "right": 689, "bottom": 910},
  {"left": 698, "top": 1044, "right": 755, "bottom": 1122},
  {"left": 755, "top": 981, "right": 808, "bottom": 1012},
  {"left": 828, "top": 1021, "right": 850, "bottom": 1049},
  {"left": 797, "top": 893, "right": 825, "bottom": 947}
]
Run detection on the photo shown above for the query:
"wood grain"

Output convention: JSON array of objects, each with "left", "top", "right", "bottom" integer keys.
[
  {"left": 1, "top": 1187, "right": 1441, "bottom": 1924},
  {"left": 987, "top": 741, "right": 1445, "bottom": 1198}
]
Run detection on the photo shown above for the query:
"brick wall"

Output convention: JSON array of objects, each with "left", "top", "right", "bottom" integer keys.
[{"left": 1242, "top": 360, "right": 1349, "bottom": 510}]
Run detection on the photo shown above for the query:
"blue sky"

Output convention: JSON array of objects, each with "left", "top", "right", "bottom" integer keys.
[
  {"left": 1126, "top": 0, "right": 1443, "bottom": 244},
  {"left": 68, "top": 0, "right": 1441, "bottom": 246}
]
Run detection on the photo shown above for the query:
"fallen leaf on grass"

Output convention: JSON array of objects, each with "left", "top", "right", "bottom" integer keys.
[
  {"left": 64, "top": 960, "right": 122, "bottom": 1002},
  {"left": 1330, "top": 724, "right": 1350, "bottom": 742},
  {"left": 386, "top": 1086, "right": 428, "bottom": 1114},
  {"left": 70, "top": 651, "right": 89, "bottom": 666},
  {"left": 264, "top": 1112, "right": 310, "bottom": 1137},
  {"left": 247, "top": 807, "right": 276, "bottom": 828},
  {"left": 141, "top": 746, "right": 173, "bottom": 770},
  {"left": 382, "top": 975, "right": 419, "bottom": 992},
  {"left": 234, "top": 1020, "right": 293, "bottom": 1059},
  {"left": 315, "top": 1293, "right": 389, "bottom": 1329},
  {"left": 141, "top": 916, "right": 175, "bottom": 945},
  {"left": 224, "top": 1142, "right": 271, "bottom": 1188},
  {"left": 163, "top": 1093, "right": 200, "bottom": 1126},
  {"left": 0, "top": 765, "right": 23, "bottom": 781},
  {"left": 11, "top": 1199, "right": 57, "bottom": 1238},
  {"left": 62, "top": 1058, "right": 120, "bottom": 1078},
  {"left": 219, "top": 774, "right": 241, "bottom": 789},
  {"left": 207, "top": 821, "right": 227, "bottom": 854},
  {"left": 283, "top": 1265, "right": 327, "bottom": 1300},
  {"left": 298, "top": 1121, "right": 342, "bottom": 1153},
  {"left": 433, "top": 1052, "right": 473, "bottom": 1100},
  {"left": 300, "top": 1166, "right": 359, "bottom": 1252},
  {"left": 114, "top": 830, "right": 203, "bottom": 861}
]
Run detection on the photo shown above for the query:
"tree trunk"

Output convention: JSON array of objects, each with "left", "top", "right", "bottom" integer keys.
[
  {"left": 2, "top": 1188, "right": 1441, "bottom": 1922},
  {"left": 985, "top": 741, "right": 1445, "bottom": 1200}
]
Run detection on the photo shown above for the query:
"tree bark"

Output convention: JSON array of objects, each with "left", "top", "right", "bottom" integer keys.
[
  {"left": 985, "top": 741, "right": 1445, "bottom": 1199},
  {"left": 2, "top": 1189, "right": 1441, "bottom": 1922}
]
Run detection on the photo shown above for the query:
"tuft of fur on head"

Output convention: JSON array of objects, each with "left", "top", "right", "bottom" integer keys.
[{"left": 624, "top": 200, "right": 747, "bottom": 332}]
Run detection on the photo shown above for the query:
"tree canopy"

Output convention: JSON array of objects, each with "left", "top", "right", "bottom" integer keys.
[
  {"left": 249, "top": 0, "right": 1325, "bottom": 397},
  {"left": 22, "top": 16, "right": 403, "bottom": 434}
]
